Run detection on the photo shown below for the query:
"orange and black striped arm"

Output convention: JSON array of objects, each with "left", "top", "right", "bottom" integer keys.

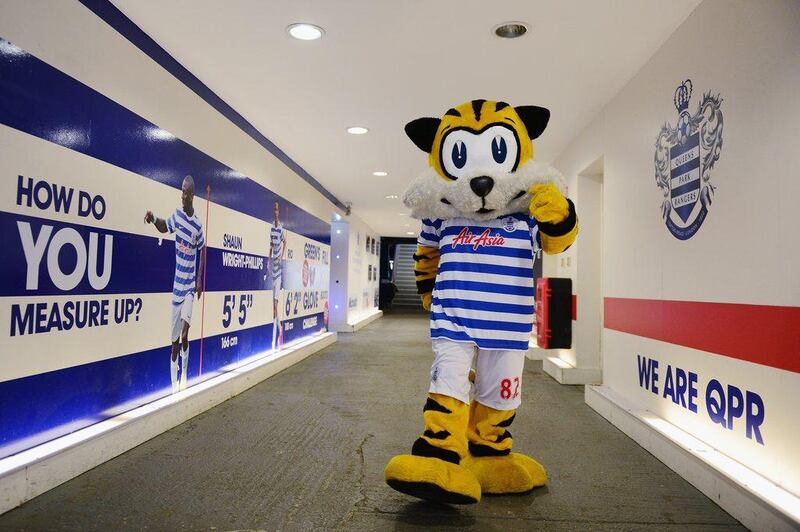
[
  {"left": 539, "top": 199, "right": 578, "bottom": 254},
  {"left": 413, "top": 244, "right": 440, "bottom": 310}
]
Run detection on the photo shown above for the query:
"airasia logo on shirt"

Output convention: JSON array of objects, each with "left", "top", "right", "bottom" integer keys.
[{"left": 450, "top": 227, "right": 506, "bottom": 250}]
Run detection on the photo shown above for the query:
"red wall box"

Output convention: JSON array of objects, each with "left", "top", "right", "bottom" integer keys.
[{"left": 535, "top": 277, "right": 573, "bottom": 349}]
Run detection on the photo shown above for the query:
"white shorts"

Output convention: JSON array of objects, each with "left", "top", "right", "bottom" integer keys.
[
  {"left": 429, "top": 338, "right": 525, "bottom": 410},
  {"left": 272, "top": 275, "right": 282, "bottom": 302},
  {"left": 171, "top": 297, "right": 193, "bottom": 342}
]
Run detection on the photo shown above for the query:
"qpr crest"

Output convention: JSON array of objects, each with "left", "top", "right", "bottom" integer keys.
[{"left": 654, "top": 80, "right": 724, "bottom": 240}]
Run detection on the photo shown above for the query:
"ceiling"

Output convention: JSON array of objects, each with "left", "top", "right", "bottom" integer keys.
[{"left": 113, "top": 0, "right": 699, "bottom": 237}]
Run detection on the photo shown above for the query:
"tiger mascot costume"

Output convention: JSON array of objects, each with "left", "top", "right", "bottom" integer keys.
[{"left": 384, "top": 99, "right": 578, "bottom": 504}]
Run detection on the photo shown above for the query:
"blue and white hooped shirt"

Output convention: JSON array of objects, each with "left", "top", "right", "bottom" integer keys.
[
  {"left": 419, "top": 214, "right": 541, "bottom": 351},
  {"left": 166, "top": 208, "right": 205, "bottom": 306},
  {"left": 270, "top": 223, "right": 285, "bottom": 280}
]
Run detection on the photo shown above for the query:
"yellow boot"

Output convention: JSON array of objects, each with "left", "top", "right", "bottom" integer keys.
[
  {"left": 385, "top": 393, "right": 481, "bottom": 504},
  {"left": 465, "top": 401, "right": 547, "bottom": 494}
]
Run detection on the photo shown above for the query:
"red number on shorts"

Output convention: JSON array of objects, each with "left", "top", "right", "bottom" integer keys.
[
  {"left": 500, "top": 377, "right": 521, "bottom": 401},
  {"left": 500, "top": 379, "right": 512, "bottom": 400}
]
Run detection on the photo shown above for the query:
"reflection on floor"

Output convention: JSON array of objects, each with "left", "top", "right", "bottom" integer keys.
[{"left": 0, "top": 314, "right": 743, "bottom": 530}]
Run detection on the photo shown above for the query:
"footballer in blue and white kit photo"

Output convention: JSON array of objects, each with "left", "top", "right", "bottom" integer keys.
[
  {"left": 269, "top": 201, "right": 286, "bottom": 350},
  {"left": 144, "top": 175, "right": 205, "bottom": 393}
]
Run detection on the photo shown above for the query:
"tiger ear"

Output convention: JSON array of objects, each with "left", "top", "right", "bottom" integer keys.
[
  {"left": 405, "top": 117, "right": 441, "bottom": 153},
  {"left": 515, "top": 106, "right": 550, "bottom": 139}
]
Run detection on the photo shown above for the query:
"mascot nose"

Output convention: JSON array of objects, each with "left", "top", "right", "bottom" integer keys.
[{"left": 470, "top": 176, "right": 494, "bottom": 198}]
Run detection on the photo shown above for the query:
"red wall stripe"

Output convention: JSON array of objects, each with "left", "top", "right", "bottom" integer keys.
[{"left": 604, "top": 298, "right": 800, "bottom": 374}]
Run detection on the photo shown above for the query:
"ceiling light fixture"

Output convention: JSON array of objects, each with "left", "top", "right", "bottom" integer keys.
[
  {"left": 287, "top": 23, "right": 325, "bottom": 41},
  {"left": 373, "top": 171, "right": 388, "bottom": 177},
  {"left": 406, "top": 231, "right": 415, "bottom": 235},
  {"left": 493, "top": 21, "right": 529, "bottom": 39},
  {"left": 385, "top": 194, "right": 398, "bottom": 199},
  {"left": 347, "top": 126, "right": 369, "bottom": 135}
]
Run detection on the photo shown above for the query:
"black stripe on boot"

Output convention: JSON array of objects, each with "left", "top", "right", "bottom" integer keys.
[{"left": 412, "top": 437, "right": 461, "bottom": 464}]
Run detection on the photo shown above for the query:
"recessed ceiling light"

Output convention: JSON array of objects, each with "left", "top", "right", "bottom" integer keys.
[
  {"left": 385, "top": 194, "right": 398, "bottom": 199},
  {"left": 287, "top": 23, "right": 324, "bottom": 41},
  {"left": 398, "top": 213, "right": 406, "bottom": 216},
  {"left": 493, "top": 21, "right": 529, "bottom": 39},
  {"left": 406, "top": 231, "right": 415, "bottom": 235},
  {"left": 373, "top": 171, "right": 388, "bottom": 177},
  {"left": 347, "top": 126, "right": 369, "bottom": 135}
]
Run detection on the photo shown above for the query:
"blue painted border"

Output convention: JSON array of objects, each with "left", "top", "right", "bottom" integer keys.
[
  {"left": 0, "top": 37, "right": 331, "bottom": 244},
  {"left": 77, "top": 0, "right": 347, "bottom": 212},
  {"left": 0, "top": 312, "right": 326, "bottom": 459}
]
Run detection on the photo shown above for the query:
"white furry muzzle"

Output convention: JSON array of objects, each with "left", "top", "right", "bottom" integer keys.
[{"left": 402, "top": 160, "right": 566, "bottom": 221}]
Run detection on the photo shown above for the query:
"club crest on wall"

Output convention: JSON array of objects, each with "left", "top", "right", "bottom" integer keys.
[{"left": 654, "top": 79, "right": 723, "bottom": 240}]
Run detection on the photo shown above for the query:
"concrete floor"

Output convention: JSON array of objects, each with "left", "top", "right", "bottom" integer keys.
[{"left": 0, "top": 314, "right": 743, "bottom": 531}]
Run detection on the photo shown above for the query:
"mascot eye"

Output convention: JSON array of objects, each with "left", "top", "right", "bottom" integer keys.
[
  {"left": 491, "top": 136, "right": 507, "bottom": 163},
  {"left": 451, "top": 141, "right": 467, "bottom": 169}
]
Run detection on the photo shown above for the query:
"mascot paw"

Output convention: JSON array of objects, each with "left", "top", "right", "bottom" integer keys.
[
  {"left": 465, "top": 453, "right": 547, "bottom": 495},
  {"left": 528, "top": 183, "right": 568, "bottom": 224},
  {"left": 384, "top": 454, "right": 481, "bottom": 504}
]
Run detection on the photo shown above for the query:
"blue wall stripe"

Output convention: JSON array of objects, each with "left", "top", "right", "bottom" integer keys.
[
  {"left": 0, "top": 37, "right": 330, "bottom": 244},
  {"left": 0, "top": 312, "right": 326, "bottom": 460},
  {"left": 1, "top": 212, "right": 274, "bottom": 298},
  {"left": 77, "top": 0, "right": 347, "bottom": 212}
]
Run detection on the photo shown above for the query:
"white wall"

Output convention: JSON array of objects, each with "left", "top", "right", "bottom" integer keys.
[
  {"left": 574, "top": 171, "right": 603, "bottom": 371},
  {"left": 329, "top": 219, "right": 349, "bottom": 331},
  {"left": 0, "top": 1, "right": 342, "bottom": 225},
  {"left": 346, "top": 215, "right": 381, "bottom": 324},
  {"left": 552, "top": 0, "right": 800, "bottom": 497},
  {"left": 328, "top": 213, "right": 381, "bottom": 331}
]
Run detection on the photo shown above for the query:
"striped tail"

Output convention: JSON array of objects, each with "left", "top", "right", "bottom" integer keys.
[{"left": 413, "top": 244, "right": 440, "bottom": 309}]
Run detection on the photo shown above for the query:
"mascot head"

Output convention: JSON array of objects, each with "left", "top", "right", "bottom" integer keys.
[{"left": 402, "top": 99, "right": 564, "bottom": 221}]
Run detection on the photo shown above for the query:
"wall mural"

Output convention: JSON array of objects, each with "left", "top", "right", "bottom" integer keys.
[{"left": 0, "top": 37, "right": 330, "bottom": 459}]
